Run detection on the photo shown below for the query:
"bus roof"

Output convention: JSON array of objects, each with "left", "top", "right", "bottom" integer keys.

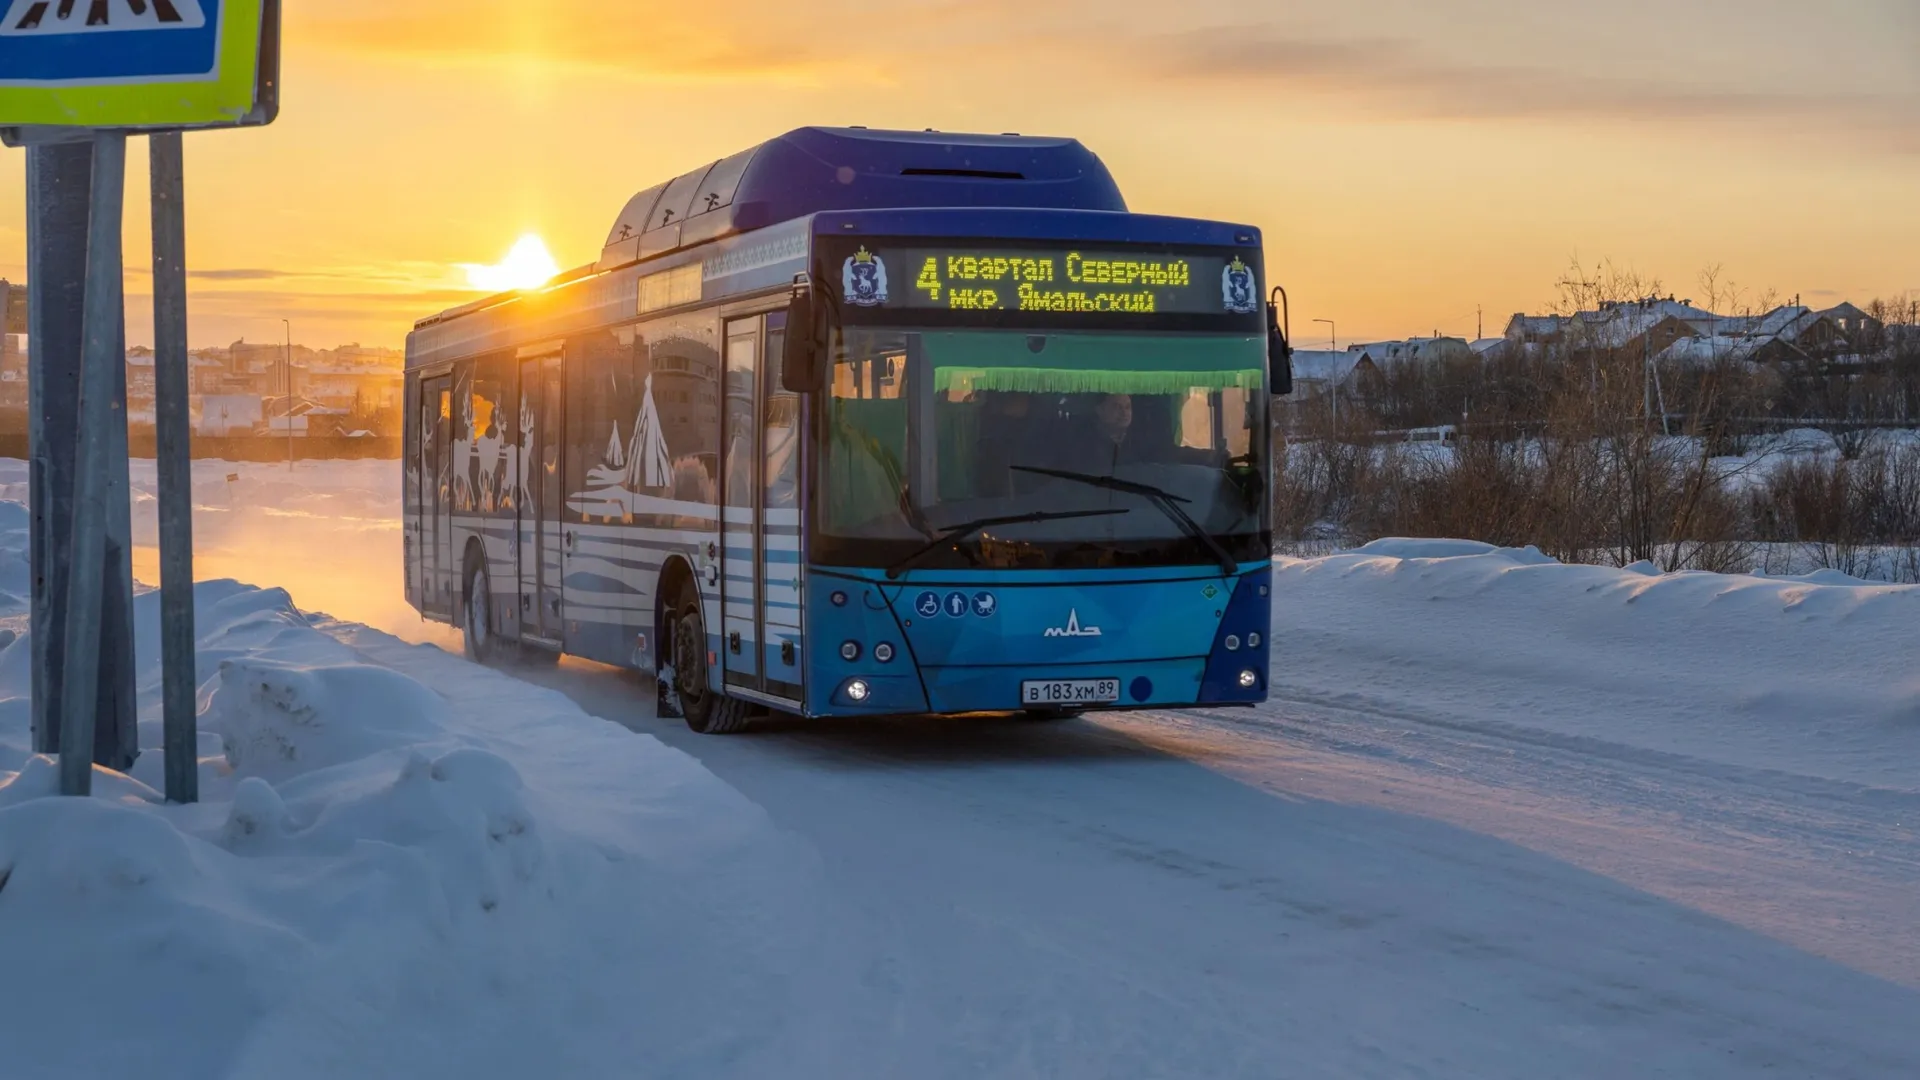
[
  {"left": 414, "top": 127, "right": 1128, "bottom": 331},
  {"left": 594, "top": 126, "right": 1128, "bottom": 273}
]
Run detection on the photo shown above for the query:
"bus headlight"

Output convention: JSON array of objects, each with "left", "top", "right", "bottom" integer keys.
[
  {"left": 1237, "top": 669, "right": 1259, "bottom": 689},
  {"left": 845, "top": 678, "right": 871, "bottom": 702},
  {"left": 874, "top": 642, "right": 895, "bottom": 663},
  {"left": 840, "top": 640, "right": 861, "bottom": 662},
  {"left": 1225, "top": 634, "right": 1241, "bottom": 651},
  {"left": 1248, "top": 632, "right": 1262, "bottom": 648}
]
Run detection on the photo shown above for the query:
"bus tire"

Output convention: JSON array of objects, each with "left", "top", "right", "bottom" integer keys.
[
  {"left": 463, "top": 557, "right": 502, "bottom": 666},
  {"left": 672, "top": 586, "right": 753, "bottom": 735}
]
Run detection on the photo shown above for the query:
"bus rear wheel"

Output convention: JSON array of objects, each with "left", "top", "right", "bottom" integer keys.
[
  {"left": 671, "top": 585, "right": 753, "bottom": 735},
  {"left": 464, "top": 560, "right": 502, "bottom": 666}
]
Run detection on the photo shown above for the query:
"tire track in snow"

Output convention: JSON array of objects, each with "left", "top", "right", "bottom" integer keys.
[{"left": 1097, "top": 694, "right": 1920, "bottom": 987}]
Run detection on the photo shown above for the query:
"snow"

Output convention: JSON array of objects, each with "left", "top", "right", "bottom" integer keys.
[
  {"left": 0, "top": 459, "right": 1918, "bottom": 1078},
  {"left": 1273, "top": 543, "right": 1920, "bottom": 792},
  {"left": 0, "top": 513, "right": 866, "bottom": 1078}
]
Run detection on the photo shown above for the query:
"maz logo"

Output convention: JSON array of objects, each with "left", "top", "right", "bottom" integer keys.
[
  {"left": 3, "top": 0, "right": 206, "bottom": 35},
  {"left": 1043, "top": 610, "right": 1103, "bottom": 639}
]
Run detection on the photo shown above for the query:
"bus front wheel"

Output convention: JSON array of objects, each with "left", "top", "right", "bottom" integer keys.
[{"left": 671, "top": 585, "right": 753, "bottom": 735}]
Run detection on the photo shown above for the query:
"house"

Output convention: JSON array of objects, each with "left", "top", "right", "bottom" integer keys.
[
  {"left": 1656, "top": 335, "right": 1759, "bottom": 368},
  {"left": 196, "top": 394, "right": 263, "bottom": 436},
  {"left": 226, "top": 338, "right": 321, "bottom": 397},
  {"left": 261, "top": 395, "right": 347, "bottom": 436},
  {"left": 1570, "top": 300, "right": 1703, "bottom": 356},
  {"left": 1505, "top": 314, "right": 1567, "bottom": 347},
  {"left": 303, "top": 364, "right": 404, "bottom": 413},
  {"left": 1506, "top": 298, "right": 1715, "bottom": 356},
  {"left": 1817, "top": 302, "right": 1882, "bottom": 345},
  {"left": 1288, "top": 349, "right": 1373, "bottom": 398},
  {"left": 1697, "top": 302, "right": 1883, "bottom": 365},
  {"left": 125, "top": 348, "right": 156, "bottom": 409},
  {"left": 1345, "top": 337, "right": 1475, "bottom": 368},
  {"left": 1636, "top": 298, "right": 1898, "bottom": 370},
  {"left": 1465, "top": 337, "right": 1521, "bottom": 364}
]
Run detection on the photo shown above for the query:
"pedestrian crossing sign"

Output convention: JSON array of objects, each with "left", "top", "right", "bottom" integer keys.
[{"left": 0, "top": 0, "right": 277, "bottom": 138}]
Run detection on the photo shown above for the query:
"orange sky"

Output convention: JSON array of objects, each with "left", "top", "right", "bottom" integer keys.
[{"left": 2, "top": 0, "right": 1916, "bottom": 350}]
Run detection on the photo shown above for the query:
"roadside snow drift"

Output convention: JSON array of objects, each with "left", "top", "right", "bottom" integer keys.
[
  {"left": 1274, "top": 539, "right": 1920, "bottom": 794},
  {"left": 0, "top": 520, "right": 861, "bottom": 1080}
]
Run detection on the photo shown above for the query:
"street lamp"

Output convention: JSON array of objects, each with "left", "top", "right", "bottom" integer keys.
[
  {"left": 1312, "top": 318, "right": 1338, "bottom": 432},
  {"left": 281, "top": 318, "right": 293, "bottom": 472}
]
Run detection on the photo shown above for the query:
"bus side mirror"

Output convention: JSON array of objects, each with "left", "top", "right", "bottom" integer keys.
[
  {"left": 781, "top": 277, "right": 819, "bottom": 394},
  {"left": 1268, "top": 286, "right": 1295, "bottom": 397}
]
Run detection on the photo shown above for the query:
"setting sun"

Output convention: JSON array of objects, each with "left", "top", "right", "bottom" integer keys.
[{"left": 462, "top": 234, "right": 561, "bottom": 293}]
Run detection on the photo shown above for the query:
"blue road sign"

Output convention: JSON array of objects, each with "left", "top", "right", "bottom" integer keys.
[{"left": 0, "top": 0, "right": 277, "bottom": 135}]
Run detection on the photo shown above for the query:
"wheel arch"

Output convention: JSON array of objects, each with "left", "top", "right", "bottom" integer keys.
[{"left": 655, "top": 554, "right": 699, "bottom": 659}]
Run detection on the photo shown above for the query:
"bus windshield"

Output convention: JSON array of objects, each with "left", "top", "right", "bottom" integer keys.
[{"left": 817, "top": 328, "right": 1270, "bottom": 572}]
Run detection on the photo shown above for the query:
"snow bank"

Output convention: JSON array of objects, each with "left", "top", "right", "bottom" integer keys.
[
  {"left": 1351, "top": 536, "right": 1557, "bottom": 564},
  {"left": 0, "top": 501, "right": 861, "bottom": 1080},
  {"left": 1275, "top": 545, "right": 1920, "bottom": 792}
]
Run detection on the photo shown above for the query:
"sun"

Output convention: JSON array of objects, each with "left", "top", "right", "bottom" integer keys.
[{"left": 463, "top": 234, "right": 561, "bottom": 292}]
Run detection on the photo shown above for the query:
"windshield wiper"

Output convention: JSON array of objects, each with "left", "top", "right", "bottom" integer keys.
[
  {"left": 883, "top": 508, "right": 1131, "bottom": 580},
  {"left": 1009, "top": 465, "right": 1239, "bottom": 577}
]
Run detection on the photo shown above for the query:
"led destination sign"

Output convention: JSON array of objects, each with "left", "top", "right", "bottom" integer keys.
[{"left": 835, "top": 244, "right": 1261, "bottom": 317}]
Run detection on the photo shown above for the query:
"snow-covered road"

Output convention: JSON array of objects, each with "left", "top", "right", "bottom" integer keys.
[
  {"left": 6, "top": 459, "right": 1914, "bottom": 1078},
  {"left": 466, "top": 648, "right": 1918, "bottom": 1078}
]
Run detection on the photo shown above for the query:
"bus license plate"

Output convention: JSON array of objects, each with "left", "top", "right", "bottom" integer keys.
[{"left": 1021, "top": 678, "right": 1120, "bottom": 706}]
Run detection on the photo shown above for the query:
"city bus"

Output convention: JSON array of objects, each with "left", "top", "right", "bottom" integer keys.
[{"left": 404, "top": 126, "right": 1294, "bottom": 733}]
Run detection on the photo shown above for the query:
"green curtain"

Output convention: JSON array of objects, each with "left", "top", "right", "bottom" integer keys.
[{"left": 923, "top": 332, "right": 1264, "bottom": 395}]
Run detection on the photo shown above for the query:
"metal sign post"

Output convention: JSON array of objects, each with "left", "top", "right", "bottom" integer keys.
[
  {"left": 3, "top": 0, "right": 280, "bottom": 801},
  {"left": 55, "top": 128, "right": 126, "bottom": 797},
  {"left": 150, "top": 130, "right": 196, "bottom": 805}
]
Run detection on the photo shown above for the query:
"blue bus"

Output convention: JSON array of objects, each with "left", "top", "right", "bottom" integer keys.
[{"left": 404, "top": 126, "right": 1294, "bottom": 733}]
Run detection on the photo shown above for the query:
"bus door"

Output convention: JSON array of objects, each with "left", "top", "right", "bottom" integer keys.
[
  {"left": 518, "top": 347, "right": 565, "bottom": 647},
  {"left": 760, "top": 313, "right": 804, "bottom": 700},
  {"left": 721, "top": 318, "right": 762, "bottom": 692},
  {"left": 420, "top": 374, "right": 454, "bottom": 620}
]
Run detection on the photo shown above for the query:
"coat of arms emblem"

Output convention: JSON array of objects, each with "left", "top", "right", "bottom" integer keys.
[
  {"left": 1221, "top": 257, "right": 1258, "bottom": 315},
  {"left": 842, "top": 246, "right": 889, "bottom": 307}
]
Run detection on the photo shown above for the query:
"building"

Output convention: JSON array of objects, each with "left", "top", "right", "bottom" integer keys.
[
  {"left": 0, "top": 279, "right": 25, "bottom": 409},
  {"left": 1348, "top": 336, "right": 1475, "bottom": 368},
  {"left": 1287, "top": 349, "right": 1373, "bottom": 398},
  {"left": 303, "top": 364, "right": 404, "bottom": 413},
  {"left": 1655, "top": 301, "right": 1890, "bottom": 369},
  {"left": 262, "top": 395, "right": 349, "bottom": 437},
  {"left": 197, "top": 394, "right": 263, "bottom": 436}
]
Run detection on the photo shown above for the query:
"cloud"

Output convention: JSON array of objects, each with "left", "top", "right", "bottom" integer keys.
[
  {"left": 289, "top": 1, "right": 1920, "bottom": 154},
  {"left": 294, "top": 0, "right": 827, "bottom": 81},
  {"left": 183, "top": 267, "right": 447, "bottom": 284},
  {"left": 188, "top": 287, "right": 482, "bottom": 308},
  {"left": 189, "top": 268, "right": 290, "bottom": 282},
  {"left": 1141, "top": 24, "right": 1920, "bottom": 152}
]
